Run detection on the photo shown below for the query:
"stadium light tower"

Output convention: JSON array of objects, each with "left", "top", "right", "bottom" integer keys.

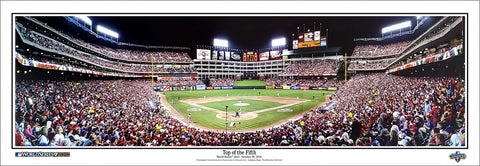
[
  {"left": 75, "top": 16, "right": 92, "bottom": 26},
  {"left": 381, "top": 21, "right": 411, "bottom": 38},
  {"left": 271, "top": 37, "right": 286, "bottom": 47},
  {"left": 213, "top": 39, "right": 229, "bottom": 47},
  {"left": 97, "top": 25, "right": 119, "bottom": 42}
]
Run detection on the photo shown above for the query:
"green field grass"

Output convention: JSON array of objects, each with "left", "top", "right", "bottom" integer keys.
[
  {"left": 234, "top": 80, "right": 266, "bottom": 86},
  {"left": 199, "top": 99, "right": 285, "bottom": 113},
  {"left": 163, "top": 89, "right": 333, "bottom": 130}
]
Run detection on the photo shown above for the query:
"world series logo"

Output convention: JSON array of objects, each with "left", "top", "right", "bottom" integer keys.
[
  {"left": 449, "top": 151, "right": 466, "bottom": 163},
  {"left": 15, "top": 152, "right": 70, "bottom": 157}
]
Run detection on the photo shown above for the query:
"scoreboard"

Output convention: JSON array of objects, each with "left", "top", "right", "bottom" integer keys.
[{"left": 293, "top": 31, "right": 327, "bottom": 49}]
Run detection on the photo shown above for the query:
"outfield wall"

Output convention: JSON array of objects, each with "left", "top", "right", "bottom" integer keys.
[
  {"left": 155, "top": 84, "right": 337, "bottom": 92},
  {"left": 155, "top": 85, "right": 338, "bottom": 92},
  {"left": 233, "top": 86, "right": 266, "bottom": 89}
]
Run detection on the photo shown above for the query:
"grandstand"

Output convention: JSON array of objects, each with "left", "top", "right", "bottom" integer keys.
[{"left": 14, "top": 15, "right": 465, "bottom": 147}]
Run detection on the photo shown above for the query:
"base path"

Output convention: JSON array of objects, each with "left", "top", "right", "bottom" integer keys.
[{"left": 159, "top": 94, "right": 330, "bottom": 132}]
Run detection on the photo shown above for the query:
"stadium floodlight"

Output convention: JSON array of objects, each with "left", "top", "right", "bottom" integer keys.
[
  {"left": 213, "top": 39, "right": 228, "bottom": 47},
  {"left": 381, "top": 21, "right": 411, "bottom": 34},
  {"left": 75, "top": 16, "right": 92, "bottom": 25},
  {"left": 97, "top": 25, "right": 119, "bottom": 38},
  {"left": 271, "top": 37, "right": 286, "bottom": 47}
]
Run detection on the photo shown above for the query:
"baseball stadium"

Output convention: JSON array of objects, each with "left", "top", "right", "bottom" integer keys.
[{"left": 14, "top": 15, "right": 466, "bottom": 147}]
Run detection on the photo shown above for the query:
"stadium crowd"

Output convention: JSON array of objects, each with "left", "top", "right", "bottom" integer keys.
[
  {"left": 71, "top": 38, "right": 193, "bottom": 63},
  {"left": 15, "top": 72, "right": 465, "bottom": 147},
  {"left": 15, "top": 79, "right": 163, "bottom": 146},
  {"left": 280, "top": 60, "right": 339, "bottom": 75},
  {"left": 351, "top": 41, "right": 411, "bottom": 57},
  {"left": 327, "top": 73, "right": 465, "bottom": 146},
  {"left": 210, "top": 78, "right": 235, "bottom": 87},
  {"left": 156, "top": 79, "right": 203, "bottom": 86},
  {"left": 19, "top": 19, "right": 192, "bottom": 63},
  {"left": 409, "top": 17, "right": 461, "bottom": 53},
  {"left": 19, "top": 31, "right": 196, "bottom": 74},
  {"left": 348, "top": 59, "right": 395, "bottom": 70},
  {"left": 265, "top": 77, "right": 344, "bottom": 88}
]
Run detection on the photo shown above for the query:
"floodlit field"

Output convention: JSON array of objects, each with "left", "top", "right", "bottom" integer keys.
[
  {"left": 234, "top": 80, "right": 266, "bottom": 86},
  {"left": 162, "top": 89, "right": 332, "bottom": 131}
]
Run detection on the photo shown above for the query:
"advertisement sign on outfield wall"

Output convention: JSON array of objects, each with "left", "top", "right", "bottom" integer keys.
[
  {"left": 259, "top": 52, "right": 269, "bottom": 61},
  {"left": 196, "top": 49, "right": 211, "bottom": 60},
  {"left": 231, "top": 53, "right": 241, "bottom": 61},
  {"left": 304, "top": 32, "right": 314, "bottom": 42},
  {"left": 218, "top": 51, "right": 225, "bottom": 60},
  {"left": 290, "top": 86, "right": 300, "bottom": 90},
  {"left": 266, "top": 86, "right": 275, "bottom": 89},
  {"left": 212, "top": 51, "right": 218, "bottom": 60},
  {"left": 196, "top": 84, "right": 206, "bottom": 90},
  {"left": 206, "top": 86, "right": 213, "bottom": 90},
  {"left": 275, "top": 86, "right": 283, "bottom": 89},
  {"left": 320, "top": 36, "right": 327, "bottom": 47},
  {"left": 214, "top": 86, "right": 222, "bottom": 90},
  {"left": 283, "top": 86, "right": 291, "bottom": 90},
  {"left": 328, "top": 87, "right": 338, "bottom": 91},
  {"left": 310, "top": 87, "right": 327, "bottom": 90},
  {"left": 270, "top": 50, "right": 282, "bottom": 60},
  {"left": 314, "top": 31, "right": 321, "bottom": 41},
  {"left": 163, "top": 86, "right": 170, "bottom": 92},
  {"left": 301, "top": 86, "right": 309, "bottom": 90},
  {"left": 225, "top": 51, "right": 231, "bottom": 61},
  {"left": 221, "top": 86, "right": 233, "bottom": 89}
]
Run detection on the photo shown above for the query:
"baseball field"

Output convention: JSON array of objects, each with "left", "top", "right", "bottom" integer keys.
[{"left": 161, "top": 89, "right": 333, "bottom": 131}]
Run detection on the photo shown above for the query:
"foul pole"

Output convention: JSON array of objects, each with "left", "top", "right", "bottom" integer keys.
[
  {"left": 344, "top": 53, "right": 347, "bottom": 84},
  {"left": 152, "top": 56, "right": 154, "bottom": 87}
]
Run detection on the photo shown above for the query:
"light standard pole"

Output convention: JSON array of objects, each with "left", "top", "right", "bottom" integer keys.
[{"left": 225, "top": 106, "right": 228, "bottom": 133}]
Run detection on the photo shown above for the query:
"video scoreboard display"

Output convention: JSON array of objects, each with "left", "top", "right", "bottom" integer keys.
[{"left": 293, "top": 31, "right": 327, "bottom": 49}]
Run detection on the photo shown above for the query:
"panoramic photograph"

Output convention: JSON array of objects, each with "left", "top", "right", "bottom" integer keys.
[{"left": 13, "top": 15, "right": 465, "bottom": 147}]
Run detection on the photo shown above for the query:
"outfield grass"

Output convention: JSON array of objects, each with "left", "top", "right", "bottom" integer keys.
[
  {"left": 163, "top": 89, "right": 333, "bottom": 130},
  {"left": 199, "top": 99, "right": 285, "bottom": 113},
  {"left": 234, "top": 80, "right": 266, "bottom": 86}
]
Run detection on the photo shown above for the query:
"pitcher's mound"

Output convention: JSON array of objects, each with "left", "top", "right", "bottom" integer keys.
[
  {"left": 187, "top": 108, "right": 202, "bottom": 111},
  {"left": 233, "top": 103, "right": 250, "bottom": 106},
  {"left": 216, "top": 112, "right": 258, "bottom": 120}
]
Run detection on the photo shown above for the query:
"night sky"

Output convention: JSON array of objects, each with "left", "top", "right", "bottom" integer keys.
[{"left": 38, "top": 15, "right": 418, "bottom": 54}]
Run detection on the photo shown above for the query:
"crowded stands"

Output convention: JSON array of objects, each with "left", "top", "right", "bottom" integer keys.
[
  {"left": 348, "top": 59, "right": 396, "bottom": 70},
  {"left": 266, "top": 77, "right": 343, "bottom": 88},
  {"left": 156, "top": 79, "right": 203, "bottom": 86},
  {"left": 280, "top": 59, "right": 339, "bottom": 75},
  {"left": 328, "top": 73, "right": 465, "bottom": 146},
  {"left": 210, "top": 78, "right": 235, "bottom": 87},
  {"left": 19, "top": 18, "right": 193, "bottom": 63},
  {"left": 15, "top": 73, "right": 465, "bottom": 146},
  {"left": 19, "top": 30, "right": 196, "bottom": 74},
  {"left": 351, "top": 41, "right": 411, "bottom": 57}
]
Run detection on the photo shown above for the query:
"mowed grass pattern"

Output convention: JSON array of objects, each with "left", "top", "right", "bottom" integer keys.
[
  {"left": 163, "top": 89, "right": 333, "bottom": 130},
  {"left": 199, "top": 99, "right": 285, "bottom": 113},
  {"left": 234, "top": 80, "right": 266, "bottom": 86}
]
